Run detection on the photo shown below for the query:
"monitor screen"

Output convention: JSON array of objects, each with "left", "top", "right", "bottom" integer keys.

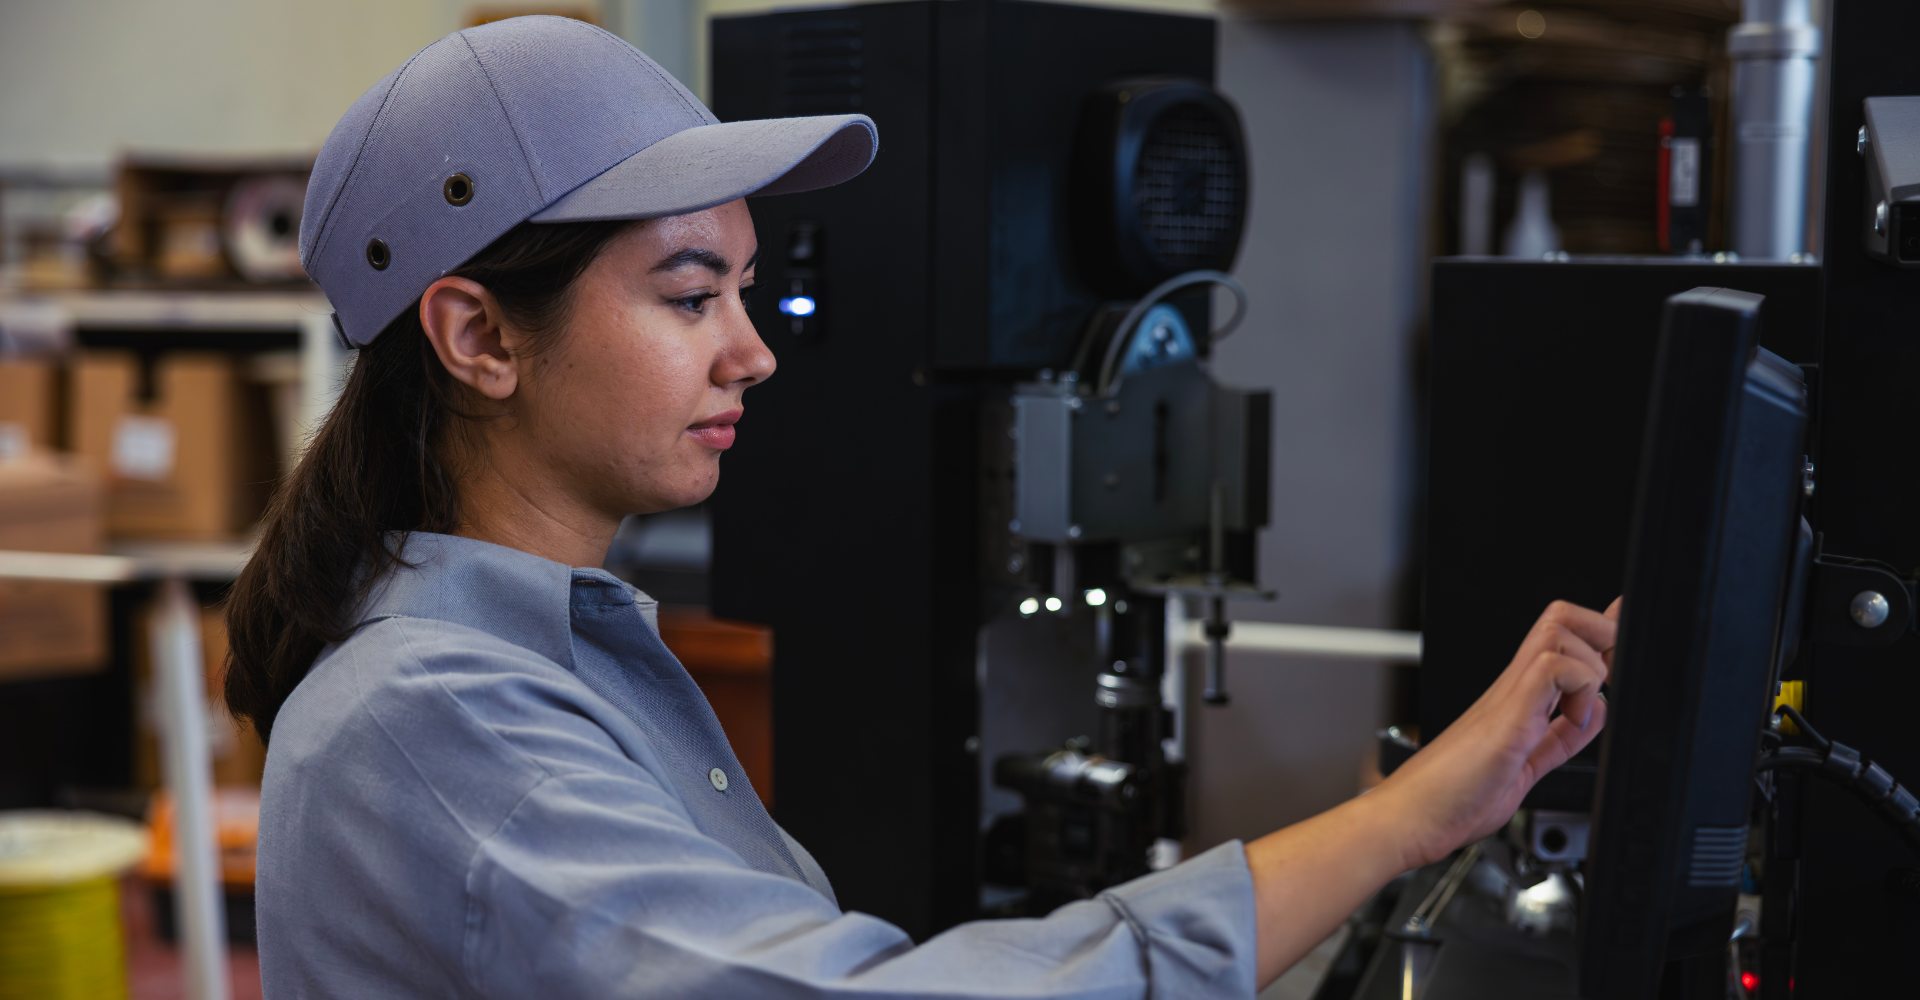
[{"left": 1580, "top": 287, "right": 1810, "bottom": 999}]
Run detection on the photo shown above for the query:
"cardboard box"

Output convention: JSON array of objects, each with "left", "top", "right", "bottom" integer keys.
[
  {"left": 134, "top": 601, "right": 266, "bottom": 790},
  {"left": 0, "top": 359, "right": 60, "bottom": 460},
  {"left": 0, "top": 454, "right": 107, "bottom": 681},
  {"left": 71, "top": 351, "right": 276, "bottom": 540}
]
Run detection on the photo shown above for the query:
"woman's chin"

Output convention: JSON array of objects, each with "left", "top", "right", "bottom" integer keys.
[{"left": 634, "top": 472, "right": 720, "bottom": 514}]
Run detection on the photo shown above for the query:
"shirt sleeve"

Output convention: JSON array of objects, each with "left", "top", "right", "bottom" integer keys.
[{"left": 460, "top": 762, "right": 1258, "bottom": 999}]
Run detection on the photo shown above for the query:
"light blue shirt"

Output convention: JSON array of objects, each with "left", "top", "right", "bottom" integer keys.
[{"left": 258, "top": 531, "right": 1258, "bottom": 997}]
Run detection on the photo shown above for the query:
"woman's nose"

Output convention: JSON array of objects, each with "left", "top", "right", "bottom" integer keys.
[{"left": 720, "top": 311, "right": 777, "bottom": 388}]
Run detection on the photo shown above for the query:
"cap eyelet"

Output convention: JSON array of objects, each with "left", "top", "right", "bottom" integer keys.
[
  {"left": 366, "top": 238, "right": 390, "bottom": 270},
  {"left": 443, "top": 173, "right": 474, "bottom": 206}
]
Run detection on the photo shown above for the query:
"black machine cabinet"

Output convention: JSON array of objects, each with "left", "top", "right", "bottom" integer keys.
[
  {"left": 1791, "top": 2, "right": 1920, "bottom": 994},
  {"left": 709, "top": 1, "right": 1218, "bottom": 937},
  {"left": 1422, "top": 258, "right": 1823, "bottom": 812}
]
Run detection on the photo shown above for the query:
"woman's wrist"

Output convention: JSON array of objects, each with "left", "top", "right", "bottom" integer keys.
[
  {"left": 1342, "top": 785, "right": 1428, "bottom": 878},
  {"left": 1245, "top": 790, "right": 1413, "bottom": 893}
]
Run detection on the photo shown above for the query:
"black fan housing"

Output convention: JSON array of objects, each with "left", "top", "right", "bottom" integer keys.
[{"left": 1073, "top": 78, "right": 1250, "bottom": 297}]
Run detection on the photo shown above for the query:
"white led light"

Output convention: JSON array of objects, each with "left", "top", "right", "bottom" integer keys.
[
  {"left": 1084, "top": 588, "right": 1108, "bottom": 607},
  {"left": 778, "top": 295, "right": 817, "bottom": 317},
  {"left": 1018, "top": 597, "right": 1040, "bottom": 617},
  {"left": 1044, "top": 596, "right": 1064, "bottom": 613}
]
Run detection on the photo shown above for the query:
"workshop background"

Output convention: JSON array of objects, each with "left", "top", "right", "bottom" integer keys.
[{"left": 0, "top": 1, "right": 1763, "bottom": 998}]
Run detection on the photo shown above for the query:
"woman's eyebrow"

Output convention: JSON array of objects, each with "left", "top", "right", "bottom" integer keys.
[
  {"left": 651, "top": 247, "right": 732, "bottom": 275},
  {"left": 649, "top": 246, "right": 762, "bottom": 276}
]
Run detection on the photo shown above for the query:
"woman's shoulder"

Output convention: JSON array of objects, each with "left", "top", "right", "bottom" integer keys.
[
  {"left": 290, "top": 614, "right": 578, "bottom": 732},
  {"left": 268, "top": 615, "right": 646, "bottom": 810},
  {"left": 254, "top": 617, "right": 596, "bottom": 995},
  {"left": 332, "top": 612, "right": 579, "bottom": 688}
]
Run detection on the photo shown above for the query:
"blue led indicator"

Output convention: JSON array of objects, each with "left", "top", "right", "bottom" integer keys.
[{"left": 778, "top": 295, "right": 817, "bottom": 318}]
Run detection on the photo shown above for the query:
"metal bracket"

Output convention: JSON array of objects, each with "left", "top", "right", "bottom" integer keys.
[
  {"left": 1809, "top": 551, "right": 1916, "bottom": 648},
  {"left": 1860, "top": 96, "right": 1920, "bottom": 266}
]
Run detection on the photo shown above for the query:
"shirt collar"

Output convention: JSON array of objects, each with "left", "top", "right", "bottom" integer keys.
[{"left": 350, "top": 531, "right": 658, "bottom": 669}]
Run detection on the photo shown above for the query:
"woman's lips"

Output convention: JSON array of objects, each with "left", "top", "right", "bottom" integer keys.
[
  {"left": 687, "top": 424, "right": 736, "bottom": 450},
  {"left": 687, "top": 409, "right": 742, "bottom": 450}
]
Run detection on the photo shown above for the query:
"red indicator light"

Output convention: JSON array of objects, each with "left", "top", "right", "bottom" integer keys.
[{"left": 1741, "top": 971, "right": 1760, "bottom": 992}]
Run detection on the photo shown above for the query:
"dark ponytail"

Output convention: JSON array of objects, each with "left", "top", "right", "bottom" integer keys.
[{"left": 225, "top": 219, "right": 634, "bottom": 744}]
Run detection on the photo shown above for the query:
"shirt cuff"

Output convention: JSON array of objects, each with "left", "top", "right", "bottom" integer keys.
[{"left": 1098, "top": 840, "right": 1259, "bottom": 999}]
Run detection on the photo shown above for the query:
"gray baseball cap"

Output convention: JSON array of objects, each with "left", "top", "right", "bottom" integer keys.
[{"left": 299, "top": 15, "right": 878, "bottom": 347}]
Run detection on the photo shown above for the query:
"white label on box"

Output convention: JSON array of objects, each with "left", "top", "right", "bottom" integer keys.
[
  {"left": 112, "top": 415, "right": 177, "bottom": 481},
  {"left": 0, "top": 422, "right": 27, "bottom": 462},
  {"left": 1669, "top": 138, "right": 1701, "bottom": 208}
]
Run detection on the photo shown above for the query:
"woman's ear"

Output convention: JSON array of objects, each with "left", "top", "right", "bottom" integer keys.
[{"left": 419, "top": 276, "right": 522, "bottom": 401}]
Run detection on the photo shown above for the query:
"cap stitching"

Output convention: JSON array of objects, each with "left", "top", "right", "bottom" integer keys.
[
  {"left": 581, "top": 21, "right": 706, "bottom": 124},
  {"left": 459, "top": 30, "right": 548, "bottom": 202},
  {"left": 309, "top": 45, "right": 431, "bottom": 268}
]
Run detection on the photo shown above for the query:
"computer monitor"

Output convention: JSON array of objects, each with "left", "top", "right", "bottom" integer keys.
[{"left": 1580, "top": 288, "right": 1811, "bottom": 999}]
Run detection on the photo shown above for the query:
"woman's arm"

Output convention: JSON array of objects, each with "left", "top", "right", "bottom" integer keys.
[{"left": 1245, "top": 598, "right": 1617, "bottom": 987}]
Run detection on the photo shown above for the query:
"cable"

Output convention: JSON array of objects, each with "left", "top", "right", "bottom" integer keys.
[
  {"left": 1760, "top": 709, "right": 1920, "bottom": 854},
  {"left": 1776, "top": 703, "right": 1830, "bottom": 751},
  {"left": 1096, "top": 269, "right": 1250, "bottom": 396}
]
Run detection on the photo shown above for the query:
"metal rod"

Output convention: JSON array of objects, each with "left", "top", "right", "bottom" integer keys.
[
  {"left": 1162, "top": 599, "right": 1188, "bottom": 765},
  {"left": 1180, "top": 620, "right": 1422, "bottom": 663},
  {"left": 152, "top": 577, "right": 230, "bottom": 1000},
  {"left": 1202, "top": 598, "right": 1230, "bottom": 704},
  {"left": 1201, "top": 481, "right": 1231, "bottom": 704},
  {"left": 0, "top": 543, "right": 252, "bottom": 583}
]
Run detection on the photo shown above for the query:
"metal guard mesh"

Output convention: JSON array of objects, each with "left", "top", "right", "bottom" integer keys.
[{"left": 1131, "top": 102, "right": 1246, "bottom": 269}]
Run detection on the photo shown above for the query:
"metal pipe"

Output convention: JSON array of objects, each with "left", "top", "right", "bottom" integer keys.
[
  {"left": 1744, "top": 0, "right": 1812, "bottom": 23},
  {"left": 1180, "top": 620, "right": 1422, "bottom": 663},
  {"left": 1730, "top": 0, "right": 1822, "bottom": 259}
]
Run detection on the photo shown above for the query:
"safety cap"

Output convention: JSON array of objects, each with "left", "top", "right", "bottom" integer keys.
[{"left": 299, "top": 15, "right": 877, "bottom": 346}]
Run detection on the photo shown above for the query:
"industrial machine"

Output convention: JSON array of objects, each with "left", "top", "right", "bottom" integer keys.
[
  {"left": 1393, "top": 3, "right": 1920, "bottom": 996},
  {"left": 716, "top": 0, "right": 1920, "bottom": 993},
  {"left": 710, "top": 0, "right": 1270, "bottom": 932}
]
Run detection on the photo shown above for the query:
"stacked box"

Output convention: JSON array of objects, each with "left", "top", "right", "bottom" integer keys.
[
  {"left": 71, "top": 352, "right": 276, "bottom": 540},
  {"left": 0, "top": 359, "right": 61, "bottom": 460},
  {"left": 0, "top": 455, "right": 106, "bottom": 680}
]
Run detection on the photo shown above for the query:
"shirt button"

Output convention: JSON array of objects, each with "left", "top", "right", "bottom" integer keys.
[{"left": 708, "top": 767, "right": 729, "bottom": 792}]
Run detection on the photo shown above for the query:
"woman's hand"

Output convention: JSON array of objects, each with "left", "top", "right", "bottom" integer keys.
[
  {"left": 1373, "top": 598, "right": 1619, "bottom": 871},
  {"left": 1244, "top": 598, "right": 1618, "bottom": 987}
]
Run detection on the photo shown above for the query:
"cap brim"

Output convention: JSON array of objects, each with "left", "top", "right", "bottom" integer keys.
[{"left": 529, "top": 114, "right": 876, "bottom": 223}]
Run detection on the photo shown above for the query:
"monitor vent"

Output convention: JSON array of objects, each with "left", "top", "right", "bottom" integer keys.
[
  {"left": 1132, "top": 103, "right": 1246, "bottom": 268},
  {"left": 1685, "top": 825, "right": 1747, "bottom": 888},
  {"left": 778, "top": 20, "right": 864, "bottom": 114}
]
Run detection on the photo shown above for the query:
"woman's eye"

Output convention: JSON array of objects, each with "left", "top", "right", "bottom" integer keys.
[
  {"left": 740, "top": 283, "right": 760, "bottom": 305},
  {"left": 672, "top": 292, "right": 721, "bottom": 314}
]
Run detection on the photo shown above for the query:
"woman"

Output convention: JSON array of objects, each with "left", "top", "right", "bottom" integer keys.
[{"left": 225, "top": 16, "right": 1614, "bottom": 998}]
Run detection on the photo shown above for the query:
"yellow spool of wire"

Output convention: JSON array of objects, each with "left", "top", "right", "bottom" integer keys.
[{"left": 0, "top": 811, "right": 148, "bottom": 1000}]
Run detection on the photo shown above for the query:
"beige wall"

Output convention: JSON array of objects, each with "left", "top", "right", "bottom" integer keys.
[
  {"left": 0, "top": 0, "right": 493, "bottom": 170},
  {"left": 0, "top": 0, "right": 1214, "bottom": 172}
]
